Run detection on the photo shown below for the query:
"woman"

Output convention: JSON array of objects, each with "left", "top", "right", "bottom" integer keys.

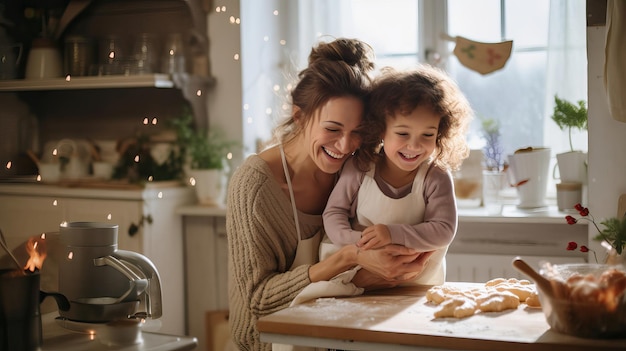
[{"left": 226, "top": 38, "right": 431, "bottom": 351}]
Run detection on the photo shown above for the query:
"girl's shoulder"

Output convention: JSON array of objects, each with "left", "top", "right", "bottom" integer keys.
[
  {"left": 423, "top": 162, "right": 453, "bottom": 182},
  {"left": 339, "top": 157, "right": 369, "bottom": 181}
]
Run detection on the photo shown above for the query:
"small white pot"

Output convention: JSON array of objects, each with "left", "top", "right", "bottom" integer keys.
[
  {"left": 187, "top": 168, "right": 226, "bottom": 206},
  {"left": 555, "top": 151, "right": 587, "bottom": 184}
]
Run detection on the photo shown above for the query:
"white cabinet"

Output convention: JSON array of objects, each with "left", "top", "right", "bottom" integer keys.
[
  {"left": 0, "top": 183, "right": 195, "bottom": 335},
  {"left": 179, "top": 207, "right": 228, "bottom": 351}
]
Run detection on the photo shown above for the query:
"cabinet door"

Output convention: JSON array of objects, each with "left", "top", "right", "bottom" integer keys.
[
  {"left": 0, "top": 194, "right": 64, "bottom": 249},
  {"left": 64, "top": 198, "right": 144, "bottom": 252},
  {"left": 214, "top": 217, "right": 229, "bottom": 310},
  {"left": 184, "top": 215, "right": 228, "bottom": 351}
]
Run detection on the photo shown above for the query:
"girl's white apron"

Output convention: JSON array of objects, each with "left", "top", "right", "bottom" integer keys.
[{"left": 355, "top": 163, "right": 446, "bottom": 286}]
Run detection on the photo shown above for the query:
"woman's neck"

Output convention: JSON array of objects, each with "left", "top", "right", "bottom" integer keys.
[
  {"left": 282, "top": 138, "right": 336, "bottom": 214},
  {"left": 282, "top": 138, "right": 322, "bottom": 181}
]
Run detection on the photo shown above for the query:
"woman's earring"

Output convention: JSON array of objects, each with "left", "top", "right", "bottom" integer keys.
[{"left": 375, "top": 140, "right": 384, "bottom": 154}]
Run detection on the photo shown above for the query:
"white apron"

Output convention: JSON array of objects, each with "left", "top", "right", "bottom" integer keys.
[
  {"left": 272, "top": 146, "right": 322, "bottom": 351},
  {"left": 356, "top": 162, "right": 446, "bottom": 286}
]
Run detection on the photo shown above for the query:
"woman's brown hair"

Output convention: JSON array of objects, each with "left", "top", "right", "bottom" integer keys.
[{"left": 271, "top": 38, "right": 375, "bottom": 147}]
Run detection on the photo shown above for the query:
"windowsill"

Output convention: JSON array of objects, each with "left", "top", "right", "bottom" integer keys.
[
  {"left": 458, "top": 204, "right": 579, "bottom": 224},
  {"left": 175, "top": 202, "right": 577, "bottom": 225}
]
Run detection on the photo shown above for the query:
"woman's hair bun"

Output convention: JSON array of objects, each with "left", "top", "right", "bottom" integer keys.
[{"left": 309, "top": 37, "right": 375, "bottom": 73}]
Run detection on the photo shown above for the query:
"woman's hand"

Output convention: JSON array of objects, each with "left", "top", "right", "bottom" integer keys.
[
  {"left": 351, "top": 268, "right": 400, "bottom": 291},
  {"left": 356, "top": 245, "right": 434, "bottom": 281}
]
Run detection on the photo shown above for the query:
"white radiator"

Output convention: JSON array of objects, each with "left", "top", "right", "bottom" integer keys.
[{"left": 445, "top": 253, "right": 586, "bottom": 283}]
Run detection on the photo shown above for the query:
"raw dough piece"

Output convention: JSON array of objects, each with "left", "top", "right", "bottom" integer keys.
[
  {"left": 426, "top": 285, "right": 476, "bottom": 305},
  {"left": 476, "top": 290, "right": 520, "bottom": 312},
  {"left": 434, "top": 297, "right": 477, "bottom": 318},
  {"left": 493, "top": 283, "right": 534, "bottom": 302},
  {"left": 525, "top": 292, "right": 541, "bottom": 308}
]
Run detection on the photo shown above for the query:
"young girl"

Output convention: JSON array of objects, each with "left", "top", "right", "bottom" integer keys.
[{"left": 323, "top": 64, "right": 473, "bottom": 285}]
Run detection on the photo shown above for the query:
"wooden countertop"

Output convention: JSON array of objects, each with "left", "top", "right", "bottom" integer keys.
[{"left": 257, "top": 283, "right": 626, "bottom": 351}]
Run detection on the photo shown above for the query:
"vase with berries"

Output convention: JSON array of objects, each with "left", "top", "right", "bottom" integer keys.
[{"left": 565, "top": 203, "right": 625, "bottom": 265}]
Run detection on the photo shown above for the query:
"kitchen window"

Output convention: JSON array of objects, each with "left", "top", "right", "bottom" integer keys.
[{"left": 241, "top": 0, "right": 587, "bottom": 198}]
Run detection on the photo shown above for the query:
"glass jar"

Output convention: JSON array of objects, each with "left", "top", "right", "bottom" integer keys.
[{"left": 64, "top": 36, "right": 94, "bottom": 76}]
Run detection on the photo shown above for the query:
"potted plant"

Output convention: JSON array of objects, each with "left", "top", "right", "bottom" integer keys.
[
  {"left": 551, "top": 95, "right": 588, "bottom": 184},
  {"left": 170, "top": 112, "right": 237, "bottom": 206},
  {"left": 481, "top": 117, "right": 505, "bottom": 172},
  {"left": 480, "top": 117, "right": 507, "bottom": 212}
]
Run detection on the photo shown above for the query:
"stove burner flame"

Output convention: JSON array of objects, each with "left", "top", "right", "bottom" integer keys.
[{"left": 24, "top": 233, "right": 47, "bottom": 272}]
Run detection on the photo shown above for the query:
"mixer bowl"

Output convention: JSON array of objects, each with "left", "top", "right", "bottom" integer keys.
[{"left": 60, "top": 298, "right": 139, "bottom": 323}]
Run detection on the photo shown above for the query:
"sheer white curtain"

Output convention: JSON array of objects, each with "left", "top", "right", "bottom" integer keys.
[
  {"left": 542, "top": 0, "right": 588, "bottom": 155},
  {"left": 240, "top": 0, "right": 350, "bottom": 155}
]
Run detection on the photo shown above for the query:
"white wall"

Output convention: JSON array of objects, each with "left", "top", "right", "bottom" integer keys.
[
  {"left": 586, "top": 25, "right": 626, "bottom": 256},
  {"left": 206, "top": 0, "right": 244, "bottom": 169}
]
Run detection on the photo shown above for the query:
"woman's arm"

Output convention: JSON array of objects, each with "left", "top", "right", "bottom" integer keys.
[
  {"left": 227, "top": 159, "right": 311, "bottom": 315},
  {"left": 309, "top": 241, "right": 430, "bottom": 287},
  {"left": 352, "top": 250, "right": 435, "bottom": 291}
]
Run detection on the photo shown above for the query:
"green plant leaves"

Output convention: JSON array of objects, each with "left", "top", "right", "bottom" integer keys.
[
  {"left": 551, "top": 95, "right": 588, "bottom": 152},
  {"left": 170, "top": 111, "right": 238, "bottom": 170},
  {"left": 596, "top": 216, "right": 626, "bottom": 255}
]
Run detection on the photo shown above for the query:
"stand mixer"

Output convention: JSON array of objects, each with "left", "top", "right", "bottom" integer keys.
[{"left": 57, "top": 222, "right": 162, "bottom": 324}]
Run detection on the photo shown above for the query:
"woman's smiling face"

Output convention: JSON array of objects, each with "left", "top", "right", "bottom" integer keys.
[
  {"left": 304, "top": 96, "right": 364, "bottom": 174},
  {"left": 382, "top": 105, "right": 441, "bottom": 173}
]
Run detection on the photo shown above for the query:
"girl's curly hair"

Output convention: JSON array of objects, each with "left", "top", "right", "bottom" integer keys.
[{"left": 355, "top": 65, "right": 473, "bottom": 172}]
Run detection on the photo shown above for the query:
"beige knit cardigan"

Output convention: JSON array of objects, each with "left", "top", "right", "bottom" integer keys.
[{"left": 226, "top": 155, "right": 323, "bottom": 351}]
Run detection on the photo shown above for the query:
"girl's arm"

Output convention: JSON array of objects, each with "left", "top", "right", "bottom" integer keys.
[
  {"left": 323, "top": 158, "right": 364, "bottom": 245},
  {"left": 387, "top": 167, "right": 457, "bottom": 250}
]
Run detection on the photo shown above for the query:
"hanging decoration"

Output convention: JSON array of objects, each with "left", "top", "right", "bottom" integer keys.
[{"left": 443, "top": 34, "right": 513, "bottom": 75}]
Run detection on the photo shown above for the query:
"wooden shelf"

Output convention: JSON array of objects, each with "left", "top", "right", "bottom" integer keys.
[
  {"left": 0, "top": 73, "right": 214, "bottom": 129},
  {"left": 0, "top": 74, "right": 175, "bottom": 91}
]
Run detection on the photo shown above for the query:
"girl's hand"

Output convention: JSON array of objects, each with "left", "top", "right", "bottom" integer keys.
[{"left": 357, "top": 224, "right": 392, "bottom": 250}]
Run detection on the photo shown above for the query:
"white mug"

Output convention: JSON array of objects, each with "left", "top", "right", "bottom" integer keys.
[
  {"left": 554, "top": 151, "right": 587, "bottom": 183},
  {"left": 92, "top": 161, "right": 113, "bottom": 179},
  {"left": 507, "top": 147, "right": 551, "bottom": 208},
  {"left": 25, "top": 39, "right": 63, "bottom": 79}
]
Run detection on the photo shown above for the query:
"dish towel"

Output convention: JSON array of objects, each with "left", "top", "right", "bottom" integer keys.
[
  {"left": 604, "top": 0, "right": 626, "bottom": 123},
  {"left": 452, "top": 36, "right": 513, "bottom": 75},
  {"left": 290, "top": 266, "right": 363, "bottom": 306}
]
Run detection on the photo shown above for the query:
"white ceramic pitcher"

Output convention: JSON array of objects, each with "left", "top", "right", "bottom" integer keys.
[{"left": 507, "top": 147, "right": 551, "bottom": 208}]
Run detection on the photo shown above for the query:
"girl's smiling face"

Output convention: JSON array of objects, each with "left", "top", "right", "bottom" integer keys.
[
  {"left": 304, "top": 96, "right": 364, "bottom": 174},
  {"left": 382, "top": 105, "right": 441, "bottom": 173}
]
